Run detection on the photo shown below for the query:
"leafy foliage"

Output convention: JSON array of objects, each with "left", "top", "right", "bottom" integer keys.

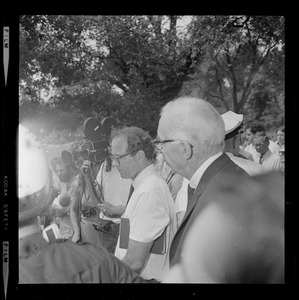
[
  {"left": 19, "top": 15, "right": 285, "bottom": 140},
  {"left": 184, "top": 15, "right": 285, "bottom": 118}
]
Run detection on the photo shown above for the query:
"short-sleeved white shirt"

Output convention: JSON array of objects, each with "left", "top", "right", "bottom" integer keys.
[
  {"left": 114, "top": 164, "right": 176, "bottom": 280},
  {"left": 96, "top": 163, "right": 132, "bottom": 207}
]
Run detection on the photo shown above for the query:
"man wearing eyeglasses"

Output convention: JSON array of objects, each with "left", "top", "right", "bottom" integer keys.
[
  {"left": 111, "top": 126, "right": 176, "bottom": 281},
  {"left": 252, "top": 133, "right": 284, "bottom": 173},
  {"left": 155, "top": 97, "right": 250, "bottom": 269},
  {"left": 173, "top": 110, "right": 263, "bottom": 230}
]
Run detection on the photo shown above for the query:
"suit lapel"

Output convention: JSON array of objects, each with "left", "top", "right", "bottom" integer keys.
[{"left": 172, "top": 153, "right": 232, "bottom": 250}]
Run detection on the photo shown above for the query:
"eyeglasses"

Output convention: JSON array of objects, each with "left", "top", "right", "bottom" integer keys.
[
  {"left": 110, "top": 149, "right": 139, "bottom": 165},
  {"left": 153, "top": 138, "right": 194, "bottom": 157},
  {"left": 254, "top": 143, "right": 266, "bottom": 149},
  {"left": 153, "top": 139, "right": 176, "bottom": 151}
]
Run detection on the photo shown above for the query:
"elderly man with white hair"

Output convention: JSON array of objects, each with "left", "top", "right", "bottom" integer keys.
[
  {"left": 154, "top": 97, "right": 250, "bottom": 268},
  {"left": 173, "top": 109, "right": 263, "bottom": 228}
]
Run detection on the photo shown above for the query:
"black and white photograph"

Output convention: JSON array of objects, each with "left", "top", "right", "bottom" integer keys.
[{"left": 2, "top": 14, "right": 296, "bottom": 299}]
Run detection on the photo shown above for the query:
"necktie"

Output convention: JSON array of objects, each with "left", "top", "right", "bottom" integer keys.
[
  {"left": 166, "top": 170, "right": 175, "bottom": 184},
  {"left": 126, "top": 184, "right": 135, "bottom": 206},
  {"left": 187, "top": 184, "right": 195, "bottom": 205},
  {"left": 259, "top": 154, "right": 264, "bottom": 165}
]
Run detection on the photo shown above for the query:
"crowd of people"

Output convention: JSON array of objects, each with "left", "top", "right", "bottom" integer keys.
[{"left": 18, "top": 96, "right": 285, "bottom": 284}]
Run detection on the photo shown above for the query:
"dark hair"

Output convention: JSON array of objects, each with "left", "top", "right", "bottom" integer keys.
[
  {"left": 250, "top": 124, "right": 266, "bottom": 135},
  {"left": 111, "top": 126, "right": 156, "bottom": 161},
  {"left": 51, "top": 157, "right": 77, "bottom": 172},
  {"left": 244, "top": 122, "right": 261, "bottom": 133}
]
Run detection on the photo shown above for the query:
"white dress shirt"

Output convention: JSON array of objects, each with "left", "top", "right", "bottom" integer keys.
[
  {"left": 95, "top": 163, "right": 132, "bottom": 222},
  {"left": 254, "top": 149, "right": 284, "bottom": 173},
  {"left": 189, "top": 152, "right": 223, "bottom": 189},
  {"left": 174, "top": 152, "right": 223, "bottom": 227}
]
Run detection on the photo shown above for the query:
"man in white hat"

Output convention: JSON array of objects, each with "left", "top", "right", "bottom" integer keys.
[{"left": 221, "top": 111, "right": 263, "bottom": 176}]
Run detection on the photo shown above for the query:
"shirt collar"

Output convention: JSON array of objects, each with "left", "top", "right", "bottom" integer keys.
[
  {"left": 225, "top": 152, "right": 234, "bottom": 159},
  {"left": 261, "top": 149, "right": 271, "bottom": 159},
  {"left": 189, "top": 152, "right": 223, "bottom": 189},
  {"left": 133, "top": 163, "right": 155, "bottom": 189}
]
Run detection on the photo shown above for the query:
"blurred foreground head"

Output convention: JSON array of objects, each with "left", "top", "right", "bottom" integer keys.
[
  {"left": 18, "top": 124, "right": 52, "bottom": 224},
  {"left": 164, "top": 171, "right": 284, "bottom": 283}
]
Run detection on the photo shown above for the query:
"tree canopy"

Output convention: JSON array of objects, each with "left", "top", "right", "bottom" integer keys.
[{"left": 19, "top": 15, "right": 285, "bottom": 140}]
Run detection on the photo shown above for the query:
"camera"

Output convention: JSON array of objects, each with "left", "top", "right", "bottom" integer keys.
[{"left": 61, "top": 117, "right": 117, "bottom": 165}]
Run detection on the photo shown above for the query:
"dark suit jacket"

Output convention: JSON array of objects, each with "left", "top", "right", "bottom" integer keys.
[{"left": 169, "top": 153, "right": 249, "bottom": 267}]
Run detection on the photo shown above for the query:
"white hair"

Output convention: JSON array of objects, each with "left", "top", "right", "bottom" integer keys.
[{"left": 160, "top": 97, "right": 225, "bottom": 157}]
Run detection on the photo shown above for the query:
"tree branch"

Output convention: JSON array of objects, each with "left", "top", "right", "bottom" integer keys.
[
  {"left": 205, "top": 91, "right": 222, "bottom": 100},
  {"left": 167, "top": 15, "right": 178, "bottom": 47},
  {"left": 147, "top": 15, "right": 163, "bottom": 40},
  {"left": 215, "top": 69, "right": 225, "bottom": 102},
  {"left": 223, "top": 52, "right": 238, "bottom": 110},
  {"left": 107, "top": 76, "right": 130, "bottom": 93},
  {"left": 258, "top": 43, "right": 277, "bottom": 65},
  {"left": 237, "top": 65, "right": 257, "bottom": 112},
  {"left": 39, "top": 32, "right": 65, "bottom": 53},
  {"left": 168, "top": 15, "right": 177, "bottom": 32}
]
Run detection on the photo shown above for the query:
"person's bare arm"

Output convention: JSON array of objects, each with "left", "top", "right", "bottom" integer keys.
[
  {"left": 70, "top": 185, "right": 82, "bottom": 243},
  {"left": 81, "top": 160, "right": 103, "bottom": 204},
  {"left": 122, "top": 239, "right": 154, "bottom": 273}
]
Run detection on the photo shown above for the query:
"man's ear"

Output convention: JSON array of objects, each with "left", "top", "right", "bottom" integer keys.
[
  {"left": 180, "top": 141, "right": 193, "bottom": 160},
  {"left": 136, "top": 149, "right": 145, "bottom": 162}
]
